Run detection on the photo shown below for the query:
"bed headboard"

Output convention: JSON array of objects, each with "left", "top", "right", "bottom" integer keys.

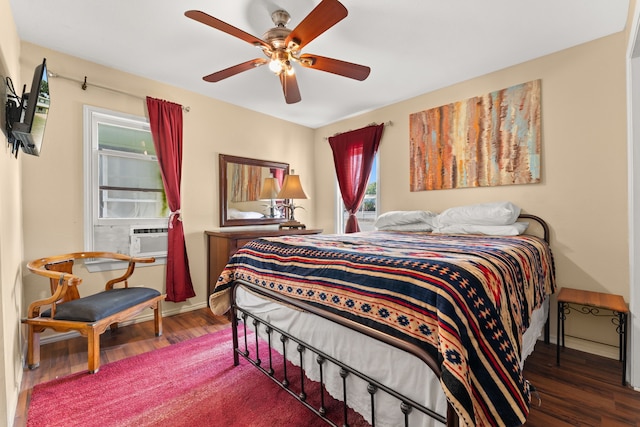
[{"left": 519, "top": 214, "right": 549, "bottom": 243}]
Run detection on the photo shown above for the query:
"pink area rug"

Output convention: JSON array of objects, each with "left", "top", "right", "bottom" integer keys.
[{"left": 27, "top": 327, "right": 369, "bottom": 427}]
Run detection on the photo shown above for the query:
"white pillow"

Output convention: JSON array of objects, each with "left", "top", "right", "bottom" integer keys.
[
  {"left": 228, "top": 208, "right": 264, "bottom": 219},
  {"left": 435, "top": 201, "right": 521, "bottom": 227},
  {"left": 377, "top": 222, "right": 434, "bottom": 232},
  {"left": 432, "top": 221, "right": 529, "bottom": 236},
  {"left": 374, "top": 210, "right": 436, "bottom": 229}
]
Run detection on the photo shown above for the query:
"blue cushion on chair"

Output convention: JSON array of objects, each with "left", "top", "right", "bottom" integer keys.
[{"left": 41, "top": 287, "right": 161, "bottom": 322}]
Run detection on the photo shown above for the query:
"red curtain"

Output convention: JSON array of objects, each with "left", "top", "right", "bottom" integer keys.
[
  {"left": 328, "top": 124, "right": 384, "bottom": 233},
  {"left": 146, "top": 97, "right": 195, "bottom": 302}
]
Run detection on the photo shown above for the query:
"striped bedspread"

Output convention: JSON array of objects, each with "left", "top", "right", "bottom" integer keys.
[{"left": 211, "top": 231, "right": 556, "bottom": 427}]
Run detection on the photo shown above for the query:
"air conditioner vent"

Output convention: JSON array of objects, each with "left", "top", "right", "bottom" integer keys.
[
  {"left": 131, "top": 227, "right": 168, "bottom": 235},
  {"left": 129, "top": 226, "right": 168, "bottom": 257}
]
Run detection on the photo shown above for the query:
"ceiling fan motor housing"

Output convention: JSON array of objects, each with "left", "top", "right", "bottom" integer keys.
[
  {"left": 263, "top": 10, "right": 292, "bottom": 51},
  {"left": 271, "top": 10, "right": 291, "bottom": 27}
]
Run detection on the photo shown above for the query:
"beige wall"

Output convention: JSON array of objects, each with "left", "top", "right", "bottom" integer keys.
[
  {"left": 1, "top": 0, "right": 24, "bottom": 424},
  {"left": 18, "top": 43, "right": 316, "bottom": 318},
  {"left": 314, "top": 33, "right": 630, "bottom": 356}
]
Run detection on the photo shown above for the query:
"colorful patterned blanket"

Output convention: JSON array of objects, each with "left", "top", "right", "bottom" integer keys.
[{"left": 210, "top": 231, "right": 556, "bottom": 427}]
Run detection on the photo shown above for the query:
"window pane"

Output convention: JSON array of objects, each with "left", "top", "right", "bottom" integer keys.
[
  {"left": 98, "top": 122, "right": 156, "bottom": 155},
  {"left": 97, "top": 141, "right": 167, "bottom": 219},
  {"left": 100, "top": 189, "right": 167, "bottom": 219},
  {"left": 341, "top": 156, "right": 378, "bottom": 232},
  {"left": 99, "top": 154, "right": 164, "bottom": 190}
]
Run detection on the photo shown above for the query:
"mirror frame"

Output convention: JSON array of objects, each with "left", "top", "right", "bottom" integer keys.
[{"left": 219, "top": 154, "right": 290, "bottom": 227}]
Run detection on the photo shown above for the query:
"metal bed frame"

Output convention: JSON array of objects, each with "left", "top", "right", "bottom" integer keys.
[{"left": 228, "top": 214, "right": 551, "bottom": 427}]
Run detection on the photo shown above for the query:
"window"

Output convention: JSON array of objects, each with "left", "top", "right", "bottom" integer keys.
[
  {"left": 337, "top": 154, "right": 379, "bottom": 232},
  {"left": 84, "top": 106, "right": 168, "bottom": 268}
]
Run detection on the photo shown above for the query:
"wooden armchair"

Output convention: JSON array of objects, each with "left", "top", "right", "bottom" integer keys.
[{"left": 23, "top": 252, "right": 166, "bottom": 373}]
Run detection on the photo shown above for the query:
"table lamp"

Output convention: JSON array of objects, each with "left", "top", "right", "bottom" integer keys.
[
  {"left": 277, "top": 171, "right": 308, "bottom": 229},
  {"left": 259, "top": 176, "right": 281, "bottom": 218}
]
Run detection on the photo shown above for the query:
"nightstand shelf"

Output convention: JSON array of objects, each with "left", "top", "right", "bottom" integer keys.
[{"left": 556, "top": 287, "right": 628, "bottom": 386}]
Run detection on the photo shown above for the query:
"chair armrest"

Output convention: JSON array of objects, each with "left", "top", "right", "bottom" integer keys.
[
  {"left": 27, "top": 255, "right": 86, "bottom": 318},
  {"left": 105, "top": 255, "right": 155, "bottom": 290},
  {"left": 25, "top": 274, "right": 75, "bottom": 318}
]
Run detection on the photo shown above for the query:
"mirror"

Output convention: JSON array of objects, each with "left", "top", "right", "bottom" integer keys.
[{"left": 219, "top": 154, "right": 290, "bottom": 227}]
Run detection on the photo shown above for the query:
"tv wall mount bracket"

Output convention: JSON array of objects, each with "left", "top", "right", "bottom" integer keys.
[{"left": 5, "top": 76, "right": 26, "bottom": 158}]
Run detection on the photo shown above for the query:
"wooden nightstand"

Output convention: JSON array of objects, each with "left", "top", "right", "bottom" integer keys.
[
  {"left": 205, "top": 228, "right": 323, "bottom": 302},
  {"left": 556, "top": 287, "right": 629, "bottom": 386}
]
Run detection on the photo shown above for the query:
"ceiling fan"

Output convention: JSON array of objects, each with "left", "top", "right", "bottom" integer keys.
[{"left": 185, "top": 0, "right": 371, "bottom": 104}]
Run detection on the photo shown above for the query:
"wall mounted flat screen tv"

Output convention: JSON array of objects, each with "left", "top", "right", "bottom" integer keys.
[{"left": 11, "top": 58, "right": 50, "bottom": 156}]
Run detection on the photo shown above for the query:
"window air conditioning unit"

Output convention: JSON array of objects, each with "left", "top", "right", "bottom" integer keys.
[{"left": 129, "top": 226, "right": 168, "bottom": 257}]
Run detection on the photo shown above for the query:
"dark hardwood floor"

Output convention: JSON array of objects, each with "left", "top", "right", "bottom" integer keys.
[
  {"left": 13, "top": 308, "right": 640, "bottom": 426},
  {"left": 524, "top": 341, "right": 640, "bottom": 426}
]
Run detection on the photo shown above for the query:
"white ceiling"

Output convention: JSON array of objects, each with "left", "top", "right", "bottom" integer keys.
[{"left": 9, "top": 0, "right": 630, "bottom": 128}]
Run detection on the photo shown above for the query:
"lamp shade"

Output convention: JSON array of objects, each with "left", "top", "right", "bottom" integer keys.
[
  {"left": 259, "top": 177, "right": 281, "bottom": 200},
  {"left": 277, "top": 174, "right": 308, "bottom": 200}
]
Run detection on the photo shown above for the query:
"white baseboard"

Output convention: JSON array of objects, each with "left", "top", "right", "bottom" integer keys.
[{"left": 545, "top": 333, "right": 619, "bottom": 360}]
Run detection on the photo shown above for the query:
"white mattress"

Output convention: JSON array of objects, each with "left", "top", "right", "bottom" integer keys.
[{"left": 236, "top": 286, "right": 549, "bottom": 427}]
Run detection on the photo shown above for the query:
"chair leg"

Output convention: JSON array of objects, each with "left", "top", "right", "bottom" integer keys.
[
  {"left": 87, "top": 329, "right": 101, "bottom": 374},
  {"left": 27, "top": 326, "right": 41, "bottom": 370},
  {"left": 154, "top": 300, "right": 163, "bottom": 337}
]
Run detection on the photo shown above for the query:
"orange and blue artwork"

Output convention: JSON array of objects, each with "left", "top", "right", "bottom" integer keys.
[
  {"left": 409, "top": 80, "right": 541, "bottom": 191},
  {"left": 229, "top": 163, "right": 262, "bottom": 202}
]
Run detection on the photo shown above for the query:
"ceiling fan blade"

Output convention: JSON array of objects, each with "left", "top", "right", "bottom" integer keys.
[
  {"left": 185, "top": 10, "right": 270, "bottom": 50},
  {"left": 279, "top": 72, "right": 302, "bottom": 104},
  {"left": 203, "top": 58, "right": 268, "bottom": 82},
  {"left": 299, "top": 54, "right": 370, "bottom": 81},
  {"left": 285, "top": 0, "right": 348, "bottom": 51}
]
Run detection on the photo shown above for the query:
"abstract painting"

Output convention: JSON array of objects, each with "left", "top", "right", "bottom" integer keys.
[{"left": 409, "top": 80, "right": 541, "bottom": 191}]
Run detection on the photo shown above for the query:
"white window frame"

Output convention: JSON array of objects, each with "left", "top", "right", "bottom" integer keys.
[{"left": 83, "top": 105, "right": 167, "bottom": 271}]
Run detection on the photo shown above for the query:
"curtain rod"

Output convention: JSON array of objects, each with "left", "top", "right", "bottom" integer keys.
[
  {"left": 324, "top": 121, "right": 392, "bottom": 140},
  {"left": 48, "top": 72, "right": 191, "bottom": 112}
]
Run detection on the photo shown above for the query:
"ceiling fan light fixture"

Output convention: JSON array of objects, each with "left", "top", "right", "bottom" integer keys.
[
  {"left": 269, "top": 50, "right": 291, "bottom": 74},
  {"left": 286, "top": 62, "right": 295, "bottom": 76},
  {"left": 269, "top": 59, "right": 283, "bottom": 73}
]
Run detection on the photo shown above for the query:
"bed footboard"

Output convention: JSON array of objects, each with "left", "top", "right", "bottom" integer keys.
[{"left": 230, "top": 279, "right": 458, "bottom": 427}]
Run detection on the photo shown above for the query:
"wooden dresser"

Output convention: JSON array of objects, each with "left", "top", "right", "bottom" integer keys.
[{"left": 205, "top": 228, "right": 323, "bottom": 301}]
